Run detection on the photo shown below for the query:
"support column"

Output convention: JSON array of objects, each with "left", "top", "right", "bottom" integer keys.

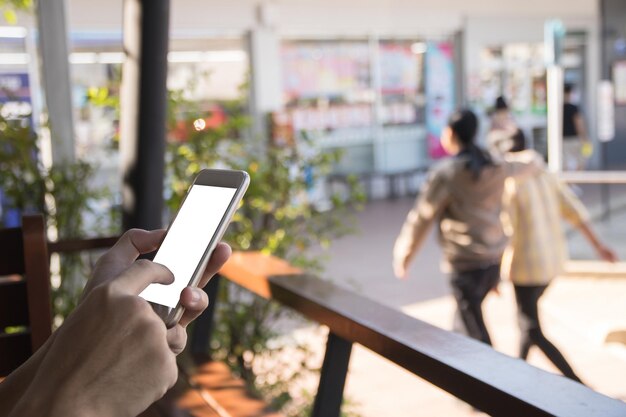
[
  {"left": 546, "top": 65, "right": 564, "bottom": 172},
  {"left": 35, "top": 0, "right": 75, "bottom": 165},
  {"left": 246, "top": 25, "right": 282, "bottom": 141},
  {"left": 120, "top": 0, "right": 170, "bottom": 230}
]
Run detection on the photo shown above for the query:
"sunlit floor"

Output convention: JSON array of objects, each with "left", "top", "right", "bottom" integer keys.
[{"left": 295, "top": 194, "right": 626, "bottom": 416}]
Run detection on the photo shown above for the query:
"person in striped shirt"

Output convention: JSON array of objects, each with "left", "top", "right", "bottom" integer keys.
[{"left": 489, "top": 131, "right": 617, "bottom": 383}]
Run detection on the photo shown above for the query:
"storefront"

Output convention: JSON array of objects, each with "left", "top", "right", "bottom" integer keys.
[
  {"left": 273, "top": 37, "right": 456, "bottom": 186},
  {"left": 464, "top": 16, "right": 599, "bottom": 163}
]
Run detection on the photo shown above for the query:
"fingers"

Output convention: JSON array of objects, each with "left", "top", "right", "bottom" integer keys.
[
  {"left": 113, "top": 260, "right": 174, "bottom": 295},
  {"left": 491, "top": 285, "right": 501, "bottom": 296},
  {"left": 99, "top": 229, "right": 166, "bottom": 271},
  {"left": 393, "top": 262, "right": 407, "bottom": 280},
  {"left": 165, "top": 287, "right": 208, "bottom": 354},
  {"left": 606, "top": 250, "right": 618, "bottom": 263},
  {"left": 196, "top": 243, "right": 232, "bottom": 289},
  {"left": 166, "top": 324, "right": 188, "bottom": 355},
  {"left": 177, "top": 287, "right": 209, "bottom": 328}
]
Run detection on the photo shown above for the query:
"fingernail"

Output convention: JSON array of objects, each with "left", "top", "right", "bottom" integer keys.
[{"left": 191, "top": 289, "right": 201, "bottom": 302}]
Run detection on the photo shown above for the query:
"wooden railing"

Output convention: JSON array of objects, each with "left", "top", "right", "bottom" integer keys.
[
  {"left": 49, "top": 241, "right": 626, "bottom": 417},
  {"left": 200, "top": 252, "right": 626, "bottom": 417}
]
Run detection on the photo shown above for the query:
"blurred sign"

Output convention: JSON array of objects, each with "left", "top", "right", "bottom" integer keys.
[
  {"left": 613, "top": 61, "right": 626, "bottom": 105},
  {"left": 0, "top": 73, "right": 32, "bottom": 122},
  {"left": 544, "top": 20, "right": 565, "bottom": 66},
  {"left": 379, "top": 43, "right": 419, "bottom": 95},
  {"left": 425, "top": 41, "right": 454, "bottom": 159},
  {"left": 281, "top": 42, "right": 370, "bottom": 101},
  {"left": 597, "top": 81, "right": 615, "bottom": 142},
  {"left": 0, "top": 73, "right": 33, "bottom": 227}
]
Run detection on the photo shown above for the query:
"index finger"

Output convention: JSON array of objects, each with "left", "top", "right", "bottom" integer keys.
[
  {"left": 196, "top": 242, "right": 232, "bottom": 289},
  {"left": 112, "top": 259, "right": 174, "bottom": 295},
  {"left": 98, "top": 229, "right": 166, "bottom": 270}
]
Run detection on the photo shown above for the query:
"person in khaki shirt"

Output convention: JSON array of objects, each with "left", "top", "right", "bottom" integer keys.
[
  {"left": 490, "top": 131, "right": 617, "bottom": 383},
  {"left": 393, "top": 109, "right": 541, "bottom": 346}
]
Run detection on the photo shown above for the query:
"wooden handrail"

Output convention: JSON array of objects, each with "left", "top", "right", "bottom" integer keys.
[
  {"left": 218, "top": 252, "right": 626, "bottom": 417},
  {"left": 43, "top": 239, "right": 626, "bottom": 416},
  {"left": 47, "top": 236, "right": 120, "bottom": 254}
]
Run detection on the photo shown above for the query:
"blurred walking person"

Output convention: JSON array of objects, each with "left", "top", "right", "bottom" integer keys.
[
  {"left": 563, "top": 83, "right": 591, "bottom": 171},
  {"left": 393, "top": 109, "right": 541, "bottom": 346},
  {"left": 490, "top": 131, "right": 617, "bottom": 382},
  {"left": 487, "top": 95, "right": 526, "bottom": 153}
]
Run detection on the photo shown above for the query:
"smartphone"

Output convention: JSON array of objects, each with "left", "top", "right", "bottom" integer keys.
[{"left": 139, "top": 169, "right": 249, "bottom": 327}]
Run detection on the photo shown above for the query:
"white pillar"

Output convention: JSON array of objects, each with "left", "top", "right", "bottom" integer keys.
[
  {"left": 546, "top": 65, "right": 563, "bottom": 172},
  {"left": 246, "top": 26, "right": 283, "bottom": 139},
  {"left": 35, "top": 0, "right": 75, "bottom": 164}
]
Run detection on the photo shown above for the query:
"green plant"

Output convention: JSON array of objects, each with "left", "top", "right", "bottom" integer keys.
[
  {"left": 46, "top": 161, "right": 103, "bottom": 318},
  {"left": 86, "top": 71, "right": 365, "bottom": 415},
  {"left": 0, "top": 0, "right": 32, "bottom": 23},
  {"left": 0, "top": 110, "right": 104, "bottom": 321},
  {"left": 164, "top": 89, "right": 364, "bottom": 416},
  {"left": 0, "top": 116, "right": 46, "bottom": 217}
]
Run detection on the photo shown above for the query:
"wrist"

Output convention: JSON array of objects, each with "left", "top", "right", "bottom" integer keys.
[{"left": 10, "top": 390, "right": 104, "bottom": 417}]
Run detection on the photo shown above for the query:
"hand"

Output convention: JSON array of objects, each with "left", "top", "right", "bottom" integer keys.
[
  {"left": 85, "top": 228, "right": 232, "bottom": 354},
  {"left": 596, "top": 244, "right": 618, "bottom": 263},
  {"left": 393, "top": 258, "right": 409, "bottom": 280},
  {"left": 11, "top": 260, "right": 178, "bottom": 417},
  {"left": 168, "top": 242, "right": 231, "bottom": 354},
  {"left": 83, "top": 228, "right": 166, "bottom": 296},
  {"left": 490, "top": 283, "right": 501, "bottom": 296}
]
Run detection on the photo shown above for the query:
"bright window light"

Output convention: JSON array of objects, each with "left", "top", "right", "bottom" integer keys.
[
  {"left": 0, "top": 26, "right": 27, "bottom": 38},
  {"left": 410, "top": 42, "right": 428, "bottom": 54},
  {"left": 70, "top": 53, "right": 98, "bottom": 64},
  {"left": 168, "top": 50, "right": 246, "bottom": 63},
  {"left": 0, "top": 53, "right": 30, "bottom": 65}
]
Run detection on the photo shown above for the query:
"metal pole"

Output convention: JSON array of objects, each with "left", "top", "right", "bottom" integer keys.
[
  {"left": 120, "top": 0, "right": 170, "bottom": 230},
  {"left": 599, "top": 0, "right": 611, "bottom": 222},
  {"left": 601, "top": 142, "right": 611, "bottom": 221}
]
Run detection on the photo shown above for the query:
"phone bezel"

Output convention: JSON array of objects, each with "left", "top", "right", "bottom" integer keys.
[{"left": 147, "top": 168, "right": 249, "bottom": 328}]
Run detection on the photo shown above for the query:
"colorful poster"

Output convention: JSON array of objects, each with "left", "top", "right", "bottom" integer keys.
[
  {"left": 281, "top": 42, "right": 370, "bottom": 102},
  {"left": 379, "top": 43, "right": 418, "bottom": 95},
  {"left": 425, "top": 41, "right": 455, "bottom": 159}
]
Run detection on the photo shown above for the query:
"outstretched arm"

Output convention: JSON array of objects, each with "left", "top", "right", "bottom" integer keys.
[
  {"left": 393, "top": 170, "right": 449, "bottom": 279},
  {"left": 553, "top": 175, "right": 618, "bottom": 262},
  {"left": 576, "top": 221, "right": 618, "bottom": 262}
]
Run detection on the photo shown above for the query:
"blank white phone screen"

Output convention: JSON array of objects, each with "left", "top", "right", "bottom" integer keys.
[{"left": 139, "top": 185, "right": 237, "bottom": 308}]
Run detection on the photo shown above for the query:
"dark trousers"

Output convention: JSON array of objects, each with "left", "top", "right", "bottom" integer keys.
[
  {"left": 449, "top": 263, "right": 501, "bottom": 346},
  {"left": 513, "top": 284, "right": 582, "bottom": 383}
]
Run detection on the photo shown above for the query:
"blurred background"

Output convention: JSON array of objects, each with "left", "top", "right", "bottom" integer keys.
[{"left": 1, "top": 1, "right": 625, "bottom": 416}]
